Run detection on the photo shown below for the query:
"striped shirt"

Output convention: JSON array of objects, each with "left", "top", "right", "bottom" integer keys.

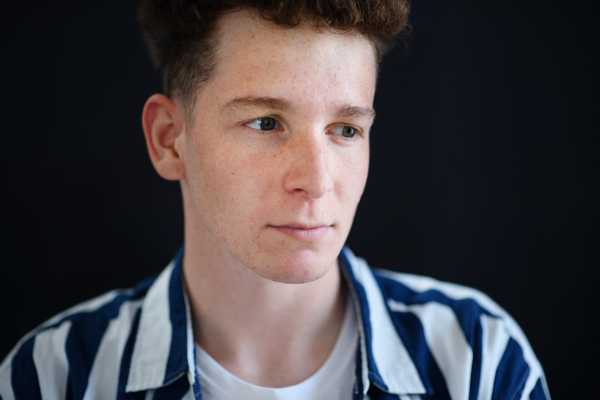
[{"left": 0, "top": 247, "right": 550, "bottom": 400}]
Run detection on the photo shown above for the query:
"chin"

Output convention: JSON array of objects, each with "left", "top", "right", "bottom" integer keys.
[{"left": 247, "top": 248, "right": 337, "bottom": 284}]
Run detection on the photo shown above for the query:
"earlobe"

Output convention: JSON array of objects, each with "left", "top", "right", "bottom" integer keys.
[{"left": 142, "top": 94, "right": 186, "bottom": 181}]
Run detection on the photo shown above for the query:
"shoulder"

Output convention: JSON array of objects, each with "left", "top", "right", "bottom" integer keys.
[
  {"left": 372, "top": 267, "right": 507, "bottom": 320},
  {"left": 370, "top": 267, "right": 550, "bottom": 400},
  {"left": 0, "top": 276, "right": 155, "bottom": 399}
]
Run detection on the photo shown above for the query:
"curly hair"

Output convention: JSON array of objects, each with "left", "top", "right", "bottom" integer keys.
[{"left": 139, "top": 0, "right": 410, "bottom": 116}]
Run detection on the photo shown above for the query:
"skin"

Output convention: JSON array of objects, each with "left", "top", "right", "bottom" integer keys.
[{"left": 142, "top": 10, "right": 376, "bottom": 387}]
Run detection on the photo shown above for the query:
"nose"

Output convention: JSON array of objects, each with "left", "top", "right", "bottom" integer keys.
[{"left": 283, "top": 132, "right": 334, "bottom": 200}]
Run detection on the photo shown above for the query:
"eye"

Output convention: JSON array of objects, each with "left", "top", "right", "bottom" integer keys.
[
  {"left": 330, "top": 126, "right": 358, "bottom": 139},
  {"left": 246, "top": 117, "right": 278, "bottom": 131}
]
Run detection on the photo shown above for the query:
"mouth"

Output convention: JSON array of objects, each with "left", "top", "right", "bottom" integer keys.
[{"left": 268, "top": 224, "right": 333, "bottom": 240}]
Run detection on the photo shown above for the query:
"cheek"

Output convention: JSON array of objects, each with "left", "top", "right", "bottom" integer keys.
[
  {"left": 337, "top": 143, "right": 370, "bottom": 209},
  {"left": 187, "top": 135, "right": 276, "bottom": 231}
]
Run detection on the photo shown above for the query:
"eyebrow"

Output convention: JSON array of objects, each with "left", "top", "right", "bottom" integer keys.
[
  {"left": 222, "top": 97, "right": 290, "bottom": 112},
  {"left": 221, "top": 96, "right": 375, "bottom": 120},
  {"left": 335, "top": 105, "right": 376, "bottom": 120}
]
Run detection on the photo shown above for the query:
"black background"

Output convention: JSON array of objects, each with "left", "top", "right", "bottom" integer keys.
[{"left": 2, "top": 1, "right": 598, "bottom": 398}]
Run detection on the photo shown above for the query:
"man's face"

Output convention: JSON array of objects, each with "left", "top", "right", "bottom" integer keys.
[{"left": 180, "top": 11, "right": 376, "bottom": 284}]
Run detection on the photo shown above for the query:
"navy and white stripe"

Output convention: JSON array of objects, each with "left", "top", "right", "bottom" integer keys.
[{"left": 0, "top": 247, "right": 550, "bottom": 400}]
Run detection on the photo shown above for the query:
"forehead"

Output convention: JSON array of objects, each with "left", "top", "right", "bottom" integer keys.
[{"left": 197, "top": 10, "right": 377, "bottom": 111}]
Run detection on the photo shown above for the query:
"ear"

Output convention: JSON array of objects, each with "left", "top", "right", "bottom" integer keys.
[{"left": 142, "top": 94, "right": 186, "bottom": 181}]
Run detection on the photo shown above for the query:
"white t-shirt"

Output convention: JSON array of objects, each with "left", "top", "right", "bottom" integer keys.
[{"left": 195, "top": 296, "right": 358, "bottom": 400}]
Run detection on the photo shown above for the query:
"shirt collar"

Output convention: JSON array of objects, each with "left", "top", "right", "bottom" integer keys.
[
  {"left": 125, "top": 248, "right": 196, "bottom": 393},
  {"left": 124, "top": 246, "right": 430, "bottom": 396},
  {"left": 340, "top": 246, "right": 430, "bottom": 396}
]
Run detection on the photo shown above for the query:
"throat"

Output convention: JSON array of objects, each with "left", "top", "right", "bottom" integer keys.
[
  {"left": 189, "top": 264, "right": 350, "bottom": 388},
  {"left": 196, "top": 288, "right": 356, "bottom": 389}
]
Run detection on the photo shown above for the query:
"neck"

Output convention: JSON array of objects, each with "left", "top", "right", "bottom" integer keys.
[{"left": 180, "top": 183, "right": 347, "bottom": 388}]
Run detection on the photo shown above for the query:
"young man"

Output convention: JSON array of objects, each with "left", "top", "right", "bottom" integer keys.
[{"left": 0, "top": 1, "right": 550, "bottom": 399}]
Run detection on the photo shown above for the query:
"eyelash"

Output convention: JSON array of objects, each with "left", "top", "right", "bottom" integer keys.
[
  {"left": 245, "top": 117, "right": 282, "bottom": 131},
  {"left": 329, "top": 126, "right": 360, "bottom": 139},
  {"left": 244, "top": 117, "right": 362, "bottom": 140}
]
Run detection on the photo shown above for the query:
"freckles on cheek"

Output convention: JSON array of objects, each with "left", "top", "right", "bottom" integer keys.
[
  {"left": 337, "top": 150, "right": 369, "bottom": 208},
  {"left": 201, "top": 147, "right": 268, "bottom": 214},
  {"left": 215, "top": 149, "right": 263, "bottom": 187}
]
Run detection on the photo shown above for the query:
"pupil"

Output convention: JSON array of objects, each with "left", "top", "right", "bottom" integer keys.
[
  {"left": 344, "top": 127, "right": 355, "bottom": 137},
  {"left": 260, "top": 118, "right": 275, "bottom": 130}
]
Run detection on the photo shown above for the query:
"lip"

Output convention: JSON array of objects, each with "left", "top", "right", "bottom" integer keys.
[{"left": 268, "top": 225, "right": 332, "bottom": 240}]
